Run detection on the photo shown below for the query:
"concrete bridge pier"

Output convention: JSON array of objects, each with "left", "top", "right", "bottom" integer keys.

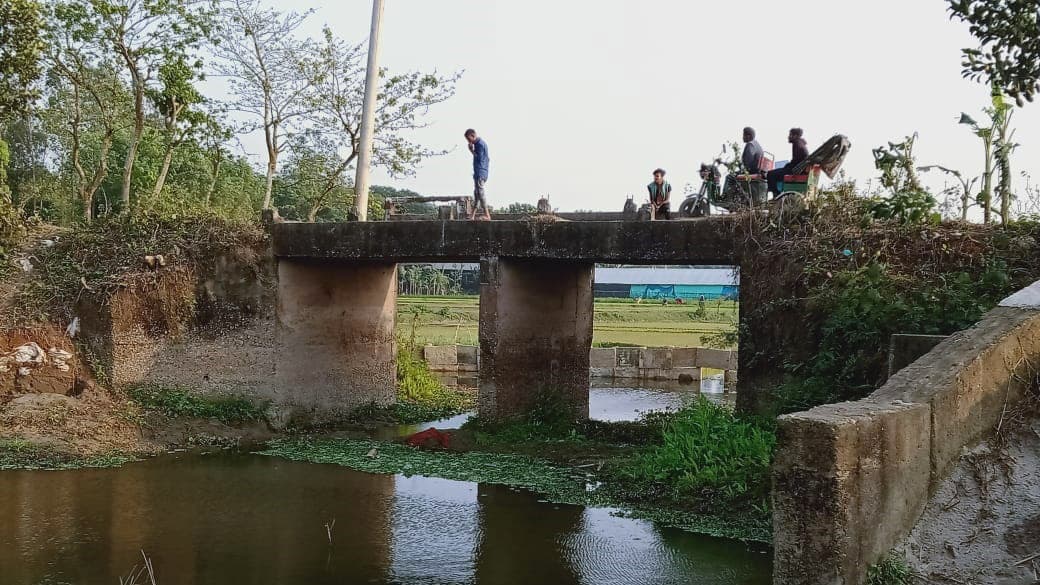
[
  {"left": 275, "top": 260, "right": 397, "bottom": 421},
  {"left": 478, "top": 257, "right": 594, "bottom": 419}
]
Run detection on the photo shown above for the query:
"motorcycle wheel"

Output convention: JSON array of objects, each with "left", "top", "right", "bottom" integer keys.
[{"left": 679, "top": 198, "right": 709, "bottom": 218}]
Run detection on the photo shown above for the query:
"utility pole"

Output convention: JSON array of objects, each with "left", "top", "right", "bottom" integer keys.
[{"left": 354, "top": 0, "right": 385, "bottom": 221}]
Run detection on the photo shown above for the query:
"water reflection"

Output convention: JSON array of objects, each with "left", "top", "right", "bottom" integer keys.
[
  {"left": 0, "top": 453, "right": 770, "bottom": 584},
  {"left": 405, "top": 376, "right": 733, "bottom": 433}
]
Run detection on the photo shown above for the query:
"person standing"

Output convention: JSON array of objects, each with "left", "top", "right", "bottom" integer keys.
[
  {"left": 647, "top": 168, "right": 672, "bottom": 220},
  {"left": 767, "top": 128, "right": 810, "bottom": 196},
  {"left": 465, "top": 129, "right": 491, "bottom": 220}
]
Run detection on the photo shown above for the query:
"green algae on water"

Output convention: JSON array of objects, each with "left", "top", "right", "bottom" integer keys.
[{"left": 258, "top": 437, "right": 771, "bottom": 543}]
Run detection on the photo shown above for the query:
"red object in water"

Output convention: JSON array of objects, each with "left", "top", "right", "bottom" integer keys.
[{"left": 405, "top": 427, "right": 452, "bottom": 449}]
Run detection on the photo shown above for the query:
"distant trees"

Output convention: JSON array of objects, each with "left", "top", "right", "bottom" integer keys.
[
  {"left": 0, "top": 0, "right": 44, "bottom": 121},
  {"left": 0, "top": 0, "right": 460, "bottom": 229},
  {"left": 398, "top": 265, "right": 462, "bottom": 296},
  {"left": 500, "top": 202, "right": 537, "bottom": 214},
  {"left": 948, "top": 0, "right": 1040, "bottom": 106}
]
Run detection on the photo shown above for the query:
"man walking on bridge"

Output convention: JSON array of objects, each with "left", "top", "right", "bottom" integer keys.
[{"left": 465, "top": 129, "right": 491, "bottom": 220}]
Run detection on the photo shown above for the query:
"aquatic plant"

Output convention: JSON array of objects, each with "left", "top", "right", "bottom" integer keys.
[
  {"left": 616, "top": 397, "right": 776, "bottom": 509},
  {"left": 258, "top": 435, "right": 771, "bottom": 542}
]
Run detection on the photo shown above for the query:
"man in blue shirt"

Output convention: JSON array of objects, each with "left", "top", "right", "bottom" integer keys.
[{"left": 465, "top": 129, "right": 491, "bottom": 220}]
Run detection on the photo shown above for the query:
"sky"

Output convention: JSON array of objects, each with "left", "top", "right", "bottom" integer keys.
[{"left": 243, "top": 0, "right": 1040, "bottom": 214}]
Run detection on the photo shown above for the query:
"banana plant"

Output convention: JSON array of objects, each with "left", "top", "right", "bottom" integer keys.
[{"left": 958, "top": 86, "right": 1017, "bottom": 224}]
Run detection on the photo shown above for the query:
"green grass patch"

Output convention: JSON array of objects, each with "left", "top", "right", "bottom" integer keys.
[
  {"left": 392, "top": 344, "right": 475, "bottom": 424},
  {"left": 608, "top": 397, "right": 775, "bottom": 528},
  {"left": 867, "top": 554, "right": 912, "bottom": 585},
  {"left": 396, "top": 295, "right": 738, "bottom": 349},
  {"left": 0, "top": 439, "right": 135, "bottom": 470},
  {"left": 128, "top": 384, "right": 268, "bottom": 425}
]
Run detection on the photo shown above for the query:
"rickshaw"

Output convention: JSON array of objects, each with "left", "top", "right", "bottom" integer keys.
[{"left": 678, "top": 134, "right": 851, "bottom": 217}]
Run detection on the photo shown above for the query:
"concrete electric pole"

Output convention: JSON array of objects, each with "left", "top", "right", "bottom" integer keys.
[{"left": 354, "top": 0, "right": 385, "bottom": 221}]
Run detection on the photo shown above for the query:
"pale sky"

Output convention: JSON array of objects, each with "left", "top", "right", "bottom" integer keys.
[{"left": 244, "top": 0, "right": 1040, "bottom": 214}]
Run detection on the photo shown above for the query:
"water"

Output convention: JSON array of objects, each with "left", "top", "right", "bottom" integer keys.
[
  {"left": 0, "top": 452, "right": 771, "bottom": 585},
  {"left": 409, "top": 376, "right": 734, "bottom": 433}
]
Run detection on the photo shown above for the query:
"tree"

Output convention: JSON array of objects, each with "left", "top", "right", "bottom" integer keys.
[
  {"left": 147, "top": 53, "right": 211, "bottom": 199},
  {"left": 948, "top": 0, "right": 1040, "bottom": 106},
  {"left": 86, "top": 0, "right": 216, "bottom": 210},
  {"left": 0, "top": 0, "right": 45, "bottom": 121},
  {"left": 43, "top": 2, "right": 133, "bottom": 221},
  {"left": 299, "top": 28, "right": 460, "bottom": 217},
  {"left": 215, "top": 0, "right": 317, "bottom": 211}
]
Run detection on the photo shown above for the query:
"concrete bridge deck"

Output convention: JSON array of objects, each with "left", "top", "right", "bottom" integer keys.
[
  {"left": 270, "top": 219, "right": 744, "bottom": 422},
  {"left": 271, "top": 218, "right": 740, "bottom": 265}
]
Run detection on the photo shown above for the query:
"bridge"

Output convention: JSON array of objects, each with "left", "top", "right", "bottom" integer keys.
[{"left": 271, "top": 218, "right": 740, "bottom": 420}]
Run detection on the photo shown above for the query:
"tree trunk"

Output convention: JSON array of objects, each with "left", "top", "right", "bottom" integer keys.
[
  {"left": 263, "top": 155, "right": 276, "bottom": 211},
  {"left": 83, "top": 133, "right": 113, "bottom": 222},
  {"left": 206, "top": 155, "right": 222, "bottom": 206},
  {"left": 306, "top": 203, "right": 319, "bottom": 222},
  {"left": 262, "top": 122, "right": 277, "bottom": 210},
  {"left": 120, "top": 68, "right": 145, "bottom": 211},
  {"left": 151, "top": 146, "right": 175, "bottom": 200},
  {"left": 982, "top": 140, "right": 993, "bottom": 223}
]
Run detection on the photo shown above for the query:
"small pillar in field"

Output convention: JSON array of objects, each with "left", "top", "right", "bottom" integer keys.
[
  {"left": 478, "top": 257, "right": 594, "bottom": 419},
  {"left": 275, "top": 260, "right": 397, "bottom": 421}
]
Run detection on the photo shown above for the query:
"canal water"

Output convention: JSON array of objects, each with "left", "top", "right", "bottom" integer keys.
[
  {"left": 0, "top": 452, "right": 770, "bottom": 585},
  {"left": 413, "top": 374, "right": 734, "bottom": 432},
  {"left": 1, "top": 381, "right": 768, "bottom": 585}
]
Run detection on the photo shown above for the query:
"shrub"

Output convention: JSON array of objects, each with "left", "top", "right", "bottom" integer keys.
[
  {"left": 619, "top": 398, "right": 776, "bottom": 507},
  {"left": 774, "top": 258, "right": 1014, "bottom": 412},
  {"left": 867, "top": 555, "right": 912, "bottom": 585},
  {"left": 394, "top": 343, "right": 474, "bottom": 422}
]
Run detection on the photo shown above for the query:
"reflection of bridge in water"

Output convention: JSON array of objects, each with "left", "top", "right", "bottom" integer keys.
[
  {"left": 271, "top": 219, "right": 742, "bottom": 422},
  {"left": 0, "top": 453, "right": 772, "bottom": 584}
]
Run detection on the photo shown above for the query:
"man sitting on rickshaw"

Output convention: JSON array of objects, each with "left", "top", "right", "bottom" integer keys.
[{"left": 767, "top": 128, "right": 809, "bottom": 196}]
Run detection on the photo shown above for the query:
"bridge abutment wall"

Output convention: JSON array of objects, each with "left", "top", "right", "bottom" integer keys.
[{"left": 274, "top": 260, "right": 398, "bottom": 421}]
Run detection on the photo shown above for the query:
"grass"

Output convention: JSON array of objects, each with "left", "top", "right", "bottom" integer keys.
[
  {"left": 350, "top": 343, "right": 475, "bottom": 426},
  {"left": 397, "top": 295, "right": 738, "bottom": 348},
  {"left": 614, "top": 397, "right": 776, "bottom": 511},
  {"left": 128, "top": 384, "right": 269, "bottom": 425},
  {"left": 0, "top": 438, "right": 135, "bottom": 470},
  {"left": 867, "top": 554, "right": 913, "bottom": 585}
]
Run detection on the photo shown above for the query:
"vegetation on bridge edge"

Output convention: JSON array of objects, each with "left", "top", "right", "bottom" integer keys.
[{"left": 740, "top": 184, "right": 1040, "bottom": 414}]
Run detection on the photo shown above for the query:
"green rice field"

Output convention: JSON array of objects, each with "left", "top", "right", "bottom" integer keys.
[{"left": 397, "top": 295, "right": 738, "bottom": 348}]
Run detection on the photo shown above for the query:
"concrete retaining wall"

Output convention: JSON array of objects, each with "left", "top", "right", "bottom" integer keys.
[
  {"left": 422, "top": 344, "right": 736, "bottom": 382},
  {"left": 773, "top": 284, "right": 1040, "bottom": 585}
]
